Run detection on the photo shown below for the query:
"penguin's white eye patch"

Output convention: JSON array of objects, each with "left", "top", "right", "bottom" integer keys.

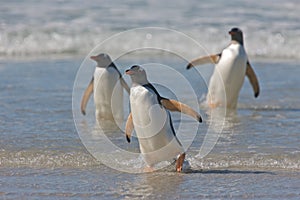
[{"left": 131, "top": 65, "right": 139, "bottom": 70}]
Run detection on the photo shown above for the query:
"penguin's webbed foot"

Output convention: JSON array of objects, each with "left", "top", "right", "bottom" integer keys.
[
  {"left": 143, "top": 166, "right": 154, "bottom": 173},
  {"left": 176, "top": 153, "right": 186, "bottom": 172}
]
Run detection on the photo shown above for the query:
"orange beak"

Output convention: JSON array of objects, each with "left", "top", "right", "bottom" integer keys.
[
  {"left": 125, "top": 69, "right": 134, "bottom": 75},
  {"left": 90, "top": 56, "right": 97, "bottom": 60},
  {"left": 229, "top": 31, "right": 235, "bottom": 35}
]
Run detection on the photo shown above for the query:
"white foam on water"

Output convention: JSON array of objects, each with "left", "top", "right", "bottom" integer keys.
[
  {"left": 1, "top": 0, "right": 299, "bottom": 60},
  {"left": 188, "top": 152, "right": 300, "bottom": 171},
  {"left": 1, "top": 149, "right": 299, "bottom": 171}
]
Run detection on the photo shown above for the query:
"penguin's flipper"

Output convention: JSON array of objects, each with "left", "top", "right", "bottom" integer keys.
[
  {"left": 125, "top": 112, "right": 134, "bottom": 143},
  {"left": 81, "top": 77, "right": 94, "bottom": 115},
  {"left": 186, "top": 53, "right": 221, "bottom": 69},
  {"left": 120, "top": 76, "right": 130, "bottom": 94},
  {"left": 110, "top": 63, "right": 130, "bottom": 94},
  {"left": 161, "top": 98, "right": 202, "bottom": 123},
  {"left": 246, "top": 61, "right": 260, "bottom": 98}
]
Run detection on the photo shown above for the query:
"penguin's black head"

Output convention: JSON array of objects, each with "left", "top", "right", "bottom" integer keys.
[
  {"left": 125, "top": 65, "right": 148, "bottom": 85},
  {"left": 90, "top": 53, "right": 113, "bottom": 68},
  {"left": 229, "top": 27, "right": 244, "bottom": 45},
  {"left": 125, "top": 65, "right": 140, "bottom": 74}
]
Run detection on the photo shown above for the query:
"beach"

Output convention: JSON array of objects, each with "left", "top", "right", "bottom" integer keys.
[
  {"left": 1, "top": 0, "right": 300, "bottom": 199},
  {"left": 1, "top": 58, "right": 300, "bottom": 199}
]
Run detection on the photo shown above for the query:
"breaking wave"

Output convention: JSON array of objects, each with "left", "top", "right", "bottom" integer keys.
[{"left": 1, "top": 0, "right": 299, "bottom": 60}]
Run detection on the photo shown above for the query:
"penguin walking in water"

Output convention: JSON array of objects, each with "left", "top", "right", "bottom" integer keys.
[
  {"left": 81, "top": 53, "right": 130, "bottom": 123},
  {"left": 125, "top": 65, "right": 202, "bottom": 172},
  {"left": 187, "top": 28, "right": 260, "bottom": 109}
]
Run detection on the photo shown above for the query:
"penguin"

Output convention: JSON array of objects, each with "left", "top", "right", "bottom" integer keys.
[
  {"left": 125, "top": 65, "right": 202, "bottom": 172},
  {"left": 187, "top": 28, "right": 260, "bottom": 109},
  {"left": 81, "top": 53, "right": 130, "bottom": 123}
]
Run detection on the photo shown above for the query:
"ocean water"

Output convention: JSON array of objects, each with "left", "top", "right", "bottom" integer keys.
[
  {"left": 1, "top": 0, "right": 300, "bottom": 199},
  {"left": 1, "top": 0, "right": 299, "bottom": 60}
]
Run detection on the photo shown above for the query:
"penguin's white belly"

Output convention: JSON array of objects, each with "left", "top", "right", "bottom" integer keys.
[
  {"left": 130, "top": 86, "right": 184, "bottom": 166},
  {"left": 207, "top": 44, "right": 247, "bottom": 109},
  {"left": 93, "top": 68, "right": 123, "bottom": 121}
]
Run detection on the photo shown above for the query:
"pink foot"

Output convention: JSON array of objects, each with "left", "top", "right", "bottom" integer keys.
[
  {"left": 144, "top": 166, "right": 154, "bottom": 173},
  {"left": 176, "top": 153, "right": 186, "bottom": 172}
]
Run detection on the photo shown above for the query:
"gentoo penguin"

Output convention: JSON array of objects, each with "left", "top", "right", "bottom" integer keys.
[
  {"left": 187, "top": 28, "right": 260, "bottom": 109},
  {"left": 125, "top": 65, "right": 202, "bottom": 172},
  {"left": 81, "top": 53, "right": 130, "bottom": 122}
]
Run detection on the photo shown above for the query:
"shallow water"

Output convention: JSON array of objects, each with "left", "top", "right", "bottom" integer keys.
[
  {"left": 1, "top": 167, "right": 299, "bottom": 199},
  {"left": 0, "top": 58, "right": 299, "bottom": 199},
  {"left": 1, "top": 0, "right": 300, "bottom": 198}
]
